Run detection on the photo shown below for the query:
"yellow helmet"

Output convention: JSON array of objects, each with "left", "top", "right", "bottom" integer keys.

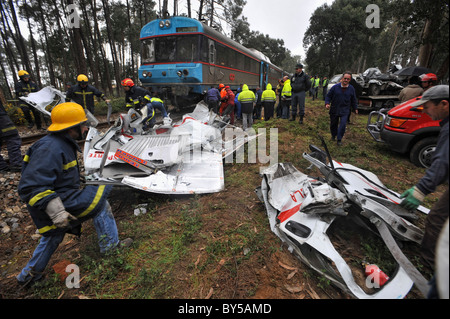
[
  {"left": 77, "top": 74, "right": 89, "bottom": 84},
  {"left": 48, "top": 102, "right": 88, "bottom": 132},
  {"left": 18, "top": 70, "right": 29, "bottom": 77}
]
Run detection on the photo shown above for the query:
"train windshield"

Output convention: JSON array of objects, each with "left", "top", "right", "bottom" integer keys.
[{"left": 142, "top": 35, "right": 200, "bottom": 64}]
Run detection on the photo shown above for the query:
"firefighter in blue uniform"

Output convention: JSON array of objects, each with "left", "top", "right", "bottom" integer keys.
[
  {"left": 0, "top": 100, "right": 23, "bottom": 172},
  {"left": 15, "top": 70, "right": 42, "bottom": 129},
  {"left": 17, "top": 102, "right": 132, "bottom": 286},
  {"left": 121, "top": 78, "right": 152, "bottom": 110},
  {"left": 65, "top": 74, "right": 110, "bottom": 114}
]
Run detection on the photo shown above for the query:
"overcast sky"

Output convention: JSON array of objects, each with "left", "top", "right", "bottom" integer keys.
[
  {"left": 242, "top": 0, "right": 335, "bottom": 58},
  {"left": 176, "top": 0, "right": 335, "bottom": 58}
]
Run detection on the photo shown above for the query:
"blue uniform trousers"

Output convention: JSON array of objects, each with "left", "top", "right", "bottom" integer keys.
[{"left": 17, "top": 201, "right": 119, "bottom": 284}]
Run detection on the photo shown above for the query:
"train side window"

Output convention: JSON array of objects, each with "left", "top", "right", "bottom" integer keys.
[
  {"left": 236, "top": 52, "right": 244, "bottom": 70},
  {"left": 244, "top": 56, "right": 251, "bottom": 71},
  {"left": 227, "top": 48, "right": 236, "bottom": 69},
  {"left": 208, "top": 39, "right": 215, "bottom": 64},
  {"left": 216, "top": 42, "right": 226, "bottom": 66}
]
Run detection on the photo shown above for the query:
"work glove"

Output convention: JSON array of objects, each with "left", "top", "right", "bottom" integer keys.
[
  {"left": 400, "top": 186, "right": 425, "bottom": 211},
  {"left": 45, "top": 197, "right": 78, "bottom": 228}
]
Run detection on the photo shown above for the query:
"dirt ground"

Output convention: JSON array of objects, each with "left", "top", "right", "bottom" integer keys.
[{"left": 0, "top": 103, "right": 440, "bottom": 301}]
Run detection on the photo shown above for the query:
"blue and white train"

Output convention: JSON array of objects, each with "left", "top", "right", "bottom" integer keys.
[{"left": 138, "top": 16, "right": 287, "bottom": 107}]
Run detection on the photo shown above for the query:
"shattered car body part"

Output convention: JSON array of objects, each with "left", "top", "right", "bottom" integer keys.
[
  {"left": 256, "top": 144, "right": 429, "bottom": 299},
  {"left": 18, "top": 86, "right": 66, "bottom": 116},
  {"left": 84, "top": 101, "right": 252, "bottom": 195}
]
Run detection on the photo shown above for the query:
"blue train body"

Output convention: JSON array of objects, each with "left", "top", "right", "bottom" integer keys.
[{"left": 139, "top": 16, "right": 286, "bottom": 107}]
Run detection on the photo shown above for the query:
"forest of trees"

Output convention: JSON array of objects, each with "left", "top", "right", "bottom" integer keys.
[
  {"left": 1, "top": 0, "right": 448, "bottom": 102},
  {"left": 304, "top": 0, "right": 449, "bottom": 79}
]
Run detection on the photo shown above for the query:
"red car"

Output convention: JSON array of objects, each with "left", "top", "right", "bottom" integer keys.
[{"left": 367, "top": 95, "right": 441, "bottom": 168}]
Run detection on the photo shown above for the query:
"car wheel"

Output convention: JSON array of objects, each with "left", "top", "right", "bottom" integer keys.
[
  {"left": 410, "top": 137, "right": 437, "bottom": 168},
  {"left": 369, "top": 84, "right": 381, "bottom": 96}
]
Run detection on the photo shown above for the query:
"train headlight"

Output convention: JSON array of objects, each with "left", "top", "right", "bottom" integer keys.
[
  {"left": 159, "top": 21, "right": 165, "bottom": 28},
  {"left": 177, "top": 70, "right": 182, "bottom": 77},
  {"left": 165, "top": 20, "right": 171, "bottom": 28}
]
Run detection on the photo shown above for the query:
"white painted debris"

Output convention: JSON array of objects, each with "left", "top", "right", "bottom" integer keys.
[
  {"left": 256, "top": 143, "right": 429, "bottom": 299},
  {"left": 83, "top": 101, "right": 251, "bottom": 195}
]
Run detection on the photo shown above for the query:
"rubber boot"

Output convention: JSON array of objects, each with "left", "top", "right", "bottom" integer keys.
[
  {"left": 299, "top": 116, "right": 304, "bottom": 124},
  {"left": 289, "top": 114, "right": 296, "bottom": 121}
]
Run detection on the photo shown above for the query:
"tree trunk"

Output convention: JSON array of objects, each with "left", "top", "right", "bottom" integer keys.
[
  {"left": 79, "top": 0, "right": 102, "bottom": 89},
  {"left": 90, "top": 0, "right": 113, "bottom": 95},
  {"left": 0, "top": 31, "right": 19, "bottom": 84},
  {"left": 209, "top": 0, "right": 214, "bottom": 26},
  {"left": 24, "top": 0, "right": 42, "bottom": 88},
  {"left": 387, "top": 23, "right": 399, "bottom": 72},
  {"left": 102, "top": 0, "right": 122, "bottom": 96},
  {"left": 187, "top": 0, "right": 191, "bottom": 18},
  {"left": 7, "top": 0, "right": 33, "bottom": 74},
  {"left": 36, "top": 0, "right": 56, "bottom": 86},
  {"left": 198, "top": 0, "right": 204, "bottom": 20},
  {"left": 67, "top": 0, "right": 87, "bottom": 75},
  {"left": 126, "top": 0, "right": 135, "bottom": 79},
  {"left": 436, "top": 53, "right": 449, "bottom": 81},
  {"left": 418, "top": 19, "right": 433, "bottom": 68},
  {"left": 162, "top": 0, "right": 168, "bottom": 17}
]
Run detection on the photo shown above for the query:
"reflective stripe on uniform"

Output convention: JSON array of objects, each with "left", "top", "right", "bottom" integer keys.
[
  {"left": 145, "top": 109, "right": 156, "bottom": 123},
  {"left": 63, "top": 160, "right": 78, "bottom": 171},
  {"left": 74, "top": 91, "right": 93, "bottom": 109},
  {"left": 1, "top": 126, "right": 16, "bottom": 133},
  {"left": 38, "top": 224, "right": 57, "bottom": 234},
  {"left": 29, "top": 190, "right": 55, "bottom": 207},
  {"left": 76, "top": 185, "right": 106, "bottom": 218}
]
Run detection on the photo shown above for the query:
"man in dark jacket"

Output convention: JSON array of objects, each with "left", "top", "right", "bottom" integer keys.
[
  {"left": 121, "top": 78, "right": 151, "bottom": 110},
  {"left": 325, "top": 71, "right": 358, "bottom": 146},
  {"left": 400, "top": 85, "right": 449, "bottom": 272},
  {"left": 66, "top": 74, "right": 110, "bottom": 114},
  {"left": 206, "top": 86, "right": 221, "bottom": 114},
  {"left": 15, "top": 70, "right": 41, "bottom": 129},
  {"left": 290, "top": 64, "right": 311, "bottom": 124},
  {"left": 0, "top": 100, "right": 22, "bottom": 172}
]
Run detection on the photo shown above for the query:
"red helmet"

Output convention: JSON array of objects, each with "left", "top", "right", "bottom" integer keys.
[
  {"left": 121, "top": 78, "right": 134, "bottom": 87},
  {"left": 420, "top": 73, "right": 437, "bottom": 82},
  {"left": 219, "top": 83, "right": 225, "bottom": 89}
]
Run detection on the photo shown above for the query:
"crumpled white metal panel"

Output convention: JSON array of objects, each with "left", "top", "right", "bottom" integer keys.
[
  {"left": 121, "top": 150, "right": 224, "bottom": 194},
  {"left": 18, "top": 86, "right": 66, "bottom": 116},
  {"left": 259, "top": 162, "right": 416, "bottom": 299}
]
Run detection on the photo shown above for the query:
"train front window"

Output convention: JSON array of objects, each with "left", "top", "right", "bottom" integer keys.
[
  {"left": 142, "top": 39, "right": 155, "bottom": 63},
  {"left": 177, "top": 36, "right": 199, "bottom": 62},
  {"left": 142, "top": 35, "right": 199, "bottom": 63}
]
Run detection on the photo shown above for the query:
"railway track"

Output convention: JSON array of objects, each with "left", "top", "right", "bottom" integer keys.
[{"left": 19, "top": 121, "right": 111, "bottom": 145}]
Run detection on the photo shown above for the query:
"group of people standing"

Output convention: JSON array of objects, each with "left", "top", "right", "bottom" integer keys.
[{"left": 205, "top": 82, "right": 278, "bottom": 131}]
